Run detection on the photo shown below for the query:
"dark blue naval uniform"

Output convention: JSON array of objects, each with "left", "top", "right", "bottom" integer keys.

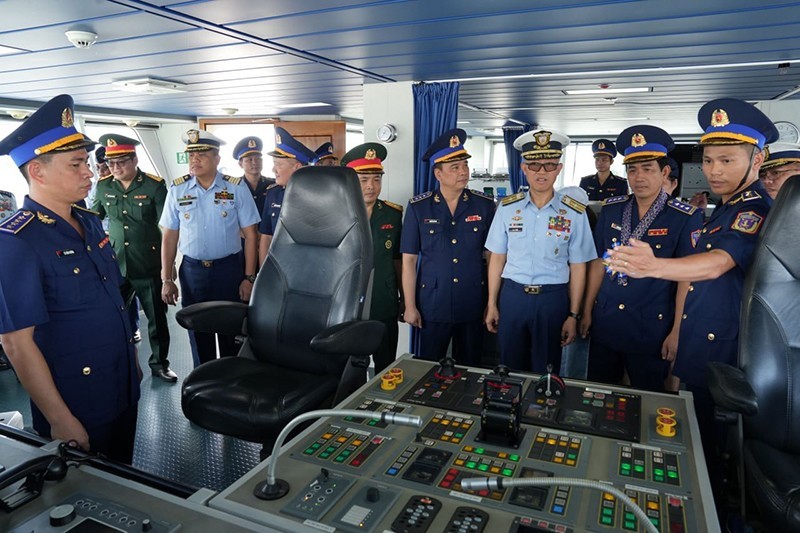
[
  {"left": 246, "top": 175, "right": 274, "bottom": 216},
  {"left": 674, "top": 180, "right": 772, "bottom": 387},
  {"left": 579, "top": 173, "right": 628, "bottom": 201},
  {"left": 258, "top": 184, "right": 284, "bottom": 237},
  {"left": 400, "top": 189, "right": 495, "bottom": 364},
  {"left": 587, "top": 193, "right": 703, "bottom": 391},
  {"left": 0, "top": 198, "right": 140, "bottom": 458}
]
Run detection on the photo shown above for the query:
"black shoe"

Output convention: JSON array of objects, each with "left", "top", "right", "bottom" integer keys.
[
  {"left": 152, "top": 368, "right": 178, "bottom": 383},
  {"left": 133, "top": 330, "right": 142, "bottom": 343}
]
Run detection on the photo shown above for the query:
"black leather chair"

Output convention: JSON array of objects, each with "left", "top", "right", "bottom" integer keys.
[
  {"left": 708, "top": 175, "right": 800, "bottom": 530},
  {"left": 179, "top": 167, "right": 385, "bottom": 451}
]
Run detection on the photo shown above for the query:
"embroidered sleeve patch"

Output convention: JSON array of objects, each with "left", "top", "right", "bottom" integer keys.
[{"left": 731, "top": 211, "right": 763, "bottom": 234}]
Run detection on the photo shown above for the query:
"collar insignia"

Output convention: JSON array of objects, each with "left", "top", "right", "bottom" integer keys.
[{"left": 37, "top": 211, "right": 56, "bottom": 225}]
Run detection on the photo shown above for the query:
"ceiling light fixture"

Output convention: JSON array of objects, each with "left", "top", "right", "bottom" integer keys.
[
  {"left": 65, "top": 30, "right": 98, "bottom": 49},
  {"left": 221, "top": 108, "right": 239, "bottom": 115},
  {"left": 112, "top": 77, "right": 187, "bottom": 94},
  {"left": 778, "top": 62, "right": 791, "bottom": 75},
  {"left": 276, "top": 102, "right": 331, "bottom": 109},
  {"left": 7, "top": 110, "right": 30, "bottom": 120},
  {"left": 563, "top": 87, "right": 652, "bottom": 95}
]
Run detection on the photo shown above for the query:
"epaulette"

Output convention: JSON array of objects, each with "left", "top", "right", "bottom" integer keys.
[
  {"left": 729, "top": 190, "right": 762, "bottom": 205},
  {"left": 98, "top": 174, "right": 113, "bottom": 181},
  {"left": 602, "top": 194, "right": 629, "bottom": 206},
  {"left": 501, "top": 192, "right": 526, "bottom": 206},
  {"left": 383, "top": 200, "right": 403, "bottom": 212},
  {"left": 410, "top": 191, "right": 433, "bottom": 204},
  {"left": 562, "top": 195, "right": 587, "bottom": 214},
  {"left": 73, "top": 204, "right": 100, "bottom": 216},
  {"left": 145, "top": 172, "right": 164, "bottom": 183},
  {"left": 468, "top": 188, "right": 494, "bottom": 201},
  {"left": 667, "top": 197, "right": 697, "bottom": 215},
  {"left": 171, "top": 175, "right": 189, "bottom": 187},
  {"left": 266, "top": 183, "right": 280, "bottom": 191},
  {"left": 0, "top": 210, "right": 34, "bottom": 234},
  {"left": 224, "top": 175, "right": 242, "bottom": 186}
]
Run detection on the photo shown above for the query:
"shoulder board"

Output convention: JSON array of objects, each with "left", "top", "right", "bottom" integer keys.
[
  {"left": 611, "top": 174, "right": 628, "bottom": 181},
  {"left": 468, "top": 189, "right": 494, "bottom": 201},
  {"left": 171, "top": 175, "right": 189, "bottom": 187},
  {"left": 73, "top": 204, "right": 100, "bottom": 216},
  {"left": 223, "top": 175, "right": 242, "bottom": 186},
  {"left": 602, "top": 194, "right": 629, "bottom": 206},
  {"left": 145, "top": 172, "right": 164, "bottom": 183},
  {"left": 98, "top": 174, "right": 113, "bottom": 181},
  {"left": 501, "top": 191, "right": 526, "bottom": 206},
  {"left": 561, "top": 195, "right": 587, "bottom": 214},
  {"left": 667, "top": 197, "right": 697, "bottom": 215},
  {"left": 383, "top": 200, "right": 403, "bottom": 212},
  {"left": 410, "top": 191, "right": 433, "bottom": 204},
  {"left": 266, "top": 183, "right": 280, "bottom": 191},
  {"left": 740, "top": 190, "right": 762, "bottom": 202},
  {"left": 0, "top": 210, "right": 34, "bottom": 234}
]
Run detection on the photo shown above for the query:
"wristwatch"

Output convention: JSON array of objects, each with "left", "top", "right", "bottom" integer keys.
[
  {"left": 244, "top": 274, "right": 256, "bottom": 283},
  {"left": 568, "top": 311, "right": 582, "bottom": 320}
]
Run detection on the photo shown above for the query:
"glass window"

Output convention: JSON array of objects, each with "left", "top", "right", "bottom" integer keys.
[
  {"left": 0, "top": 120, "right": 27, "bottom": 205},
  {"left": 490, "top": 142, "right": 508, "bottom": 175}
]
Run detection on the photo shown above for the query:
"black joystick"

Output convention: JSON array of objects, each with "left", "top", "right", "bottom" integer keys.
[
  {"left": 434, "top": 356, "right": 461, "bottom": 380},
  {"left": 534, "top": 364, "right": 566, "bottom": 399}
]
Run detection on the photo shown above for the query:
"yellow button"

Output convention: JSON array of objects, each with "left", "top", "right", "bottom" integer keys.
[
  {"left": 453, "top": 258, "right": 459, "bottom": 263},
  {"left": 452, "top": 239, "right": 457, "bottom": 244},
  {"left": 707, "top": 333, "right": 716, "bottom": 341},
  {"left": 453, "top": 278, "right": 459, "bottom": 283},
  {"left": 618, "top": 304, "right": 625, "bottom": 310},
  {"left": 647, "top": 501, "right": 659, "bottom": 510},
  {"left": 82, "top": 366, "right": 91, "bottom": 376},
  {"left": 706, "top": 243, "right": 712, "bottom": 249},
  {"left": 604, "top": 493, "right": 615, "bottom": 501},
  {"left": 73, "top": 267, "right": 80, "bottom": 274},
  {"left": 688, "top": 285, "right": 694, "bottom": 292}
]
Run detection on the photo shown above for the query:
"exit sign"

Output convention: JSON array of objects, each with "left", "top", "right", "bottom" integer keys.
[{"left": 176, "top": 152, "right": 188, "bottom": 164}]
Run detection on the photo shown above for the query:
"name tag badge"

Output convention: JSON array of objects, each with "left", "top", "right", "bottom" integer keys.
[
  {"left": 56, "top": 249, "right": 76, "bottom": 257},
  {"left": 424, "top": 218, "right": 440, "bottom": 224}
]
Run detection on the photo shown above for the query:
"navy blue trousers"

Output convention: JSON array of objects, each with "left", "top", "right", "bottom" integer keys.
[
  {"left": 179, "top": 254, "right": 242, "bottom": 367},
  {"left": 587, "top": 338, "right": 669, "bottom": 392},
  {"left": 416, "top": 319, "right": 484, "bottom": 366},
  {"left": 498, "top": 280, "right": 568, "bottom": 373}
]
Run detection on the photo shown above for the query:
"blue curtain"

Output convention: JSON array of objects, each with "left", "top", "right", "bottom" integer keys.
[
  {"left": 503, "top": 124, "right": 530, "bottom": 193},
  {"left": 412, "top": 82, "right": 460, "bottom": 195},
  {"left": 409, "top": 82, "right": 460, "bottom": 355}
]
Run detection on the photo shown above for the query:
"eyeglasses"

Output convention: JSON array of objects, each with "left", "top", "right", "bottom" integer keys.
[
  {"left": 761, "top": 167, "right": 798, "bottom": 181},
  {"left": 525, "top": 162, "right": 559, "bottom": 172},
  {"left": 107, "top": 156, "right": 133, "bottom": 168}
]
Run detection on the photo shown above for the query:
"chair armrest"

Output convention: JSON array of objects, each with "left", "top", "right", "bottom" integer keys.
[
  {"left": 310, "top": 320, "right": 386, "bottom": 357},
  {"left": 175, "top": 301, "right": 248, "bottom": 336},
  {"left": 707, "top": 362, "right": 758, "bottom": 416}
]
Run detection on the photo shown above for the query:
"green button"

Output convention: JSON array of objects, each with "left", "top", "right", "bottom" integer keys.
[
  {"left": 650, "top": 518, "right": 660, "bottom": 527},
  {"left": 325, "top": 447, "right": 336, "bottom": 453},
  {"left": 368, "top": 420, "right": 377, "bottom": 426},
  {"left": 602, "top": 508, "right": 614, "bottom": 517},
  {"left": 319, "top": 452, "right": 330, "bottom": 459},
  {"left": 624, "top": 520, "right": 637, "bottom": 530},
  {"left": 334, "top": 455, "right": 346, "bottom": 462},
  {"left": 624, "top": 512, "right": 635, "bottom": 520},
  {"left": 466, "top": 461, "right": 477, "bottom": 469},
  {"left": 568, "top": 453, "right": 577, "bottom": 460},
  {"left": 621, "top": 463, "right": 631, "bottom": 470},
  {"left": 341, "top": 450, "right": 351, "bottom": 457},
  {"left": 502, "top": 468, "right": 513, "bottom": 476},
  {"left": 510, "top": 454, "right": 520, "bottom": 462},
  {"left": 634, "top": 465, "right": 645, "bottom": 473},
  {"left": 344, "top": 416, "right": 353, "bottom": 421},
  {"left": 601, "top": 516, "right": 613, "bottom": 525},
  {"left": 475, "top": 447, "right": 485, "bottom": 454},
  {"left": 654, "top": 468, "right": 664, "bottom": 476},
  {"left": 583, "top": 399, "right": 590, "bottom": 405},
  {"left": 455, "top": 433, "right": 464, "bottom": 438},
  {"left": 620, "top": 470, "right": 630, "bottom": 476},
  {"left": 303, "top": 448, "right": 315, "bottom": 455},
  {"left": 311, "top": 443, "right": 321, "bottom": 449},
  {"left": 478, "top": 464, "right": 489, "bottom": 472},
  {"left": 655, "top": 475, "right": 665, "bottom": 482},
  {"left": 668, "top": 471, "right": 678, "bottom": 478}
]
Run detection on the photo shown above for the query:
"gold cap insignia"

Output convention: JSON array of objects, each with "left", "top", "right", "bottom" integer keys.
[
  {"left": 449, "top": 135, "right": 460, "bottom": 148},
  {"left": 61, "top": 108, "right": 73, "bottom": 128},
  {"left": 632, "top": 133, "right": 646, "bottom": 147},
  {"left": 597, "top": 142, "right": 605, "bottom": 149},
  {"left": 711, "top": 109, "right": 730, "bottom": 128},
  {"left": 107, "top": 138, "right": 117, "bottom": 147},
  {"left": 275, "top": 134, "right": 282, "bottom": 145},
  {"left": 365, "top": 148, "right": 377, "bottom": 159},
  {"left": 327, "top": 145, "right": 333, "bottom": 153},
  {"left": 248, "top": 139, "right": 256, "bottom": 148},
  {"left": 187, "top": 129, "right": 199, "bottom": 144},
  {"left": 535, "top": 131, "right": 552, "bottom": 147}
]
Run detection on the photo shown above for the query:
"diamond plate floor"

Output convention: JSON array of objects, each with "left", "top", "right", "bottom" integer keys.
[{"left": 0, "top": 306, "right": 262, "bottom": 492}]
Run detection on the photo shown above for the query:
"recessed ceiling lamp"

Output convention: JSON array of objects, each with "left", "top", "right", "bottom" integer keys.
[
  {"left": 112, "top": 77, "right": 187, "bottom": 94},
  {"left": 221, "top": 108, "right": 239, "bottom": 115},
  {"left": 563, "top": 87, "right": 652, "bottom": 95},
  {"left": 65, "top": 30, "right": 98, "bottom": 49},
  {"left": 276, "top": 102, "right": 331, "bottom": 109},
  {"left": 7, "top": 110, "right": 30, "bottom": 120}
]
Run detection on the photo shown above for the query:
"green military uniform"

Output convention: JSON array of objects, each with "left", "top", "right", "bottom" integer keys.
[
  {"left": 93, "top": 151, "right": 171, "bottom": 375},
  {"left": 342, "top": 142, "right": 402, "bottom": 373}
]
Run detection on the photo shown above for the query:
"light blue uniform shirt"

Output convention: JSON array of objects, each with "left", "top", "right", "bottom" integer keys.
[
  {"left": 159, "top": 172, "right": 260, "bottom": 260},
  {"left": 485, "top": 189, "right": 596, "bottom": 285}
]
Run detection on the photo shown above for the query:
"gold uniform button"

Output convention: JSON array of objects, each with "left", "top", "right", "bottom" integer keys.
[
  {"left": 86, "top": 245, "right": 91, "bottom": 252},
  {"left": 473, "top": 227, "right": 478, "bottom": 232},
  {"left": 706, "top": 243, "right": 712, "bottom": 249},
  {"left": 429, "top": 229, "right": 434, "bottom": 234},
  {"left": 451, "top": 220, "right": 456, "bottom": 226},
  {"left": 688, "top": 285, "right": 694, "bottom": 292},
  {"left": 452, "top": 238, "right": 457, "bottom": 244},
  {"left": 708, "top": 333, "right": 716, "bottom": 341},
  {"left": 73, "top": 267, "right": 80, "bottom": 274},
  {"left": 82, "top": 367, "right": 91, "bottom": 376},
  {"left": 682, "top": 314, "right": 687, "bottom": 319},
  {"left": 618, "top": 304, "right": 625, "bottom": 310},
  {"left": 453, "top": 278, "right": 459, "bottom": 283},
  {"left": 702, "top": 228, "right": 707, "bottom": 233},
  {"left": 122, "top": 210, "right": 128, "bottom": 215},
  {"left": 123, "top": 194, "right": 128, "bottom": 199},
  {"left": 123, "top": 225, "right": 129, "bottom": 230},
  {"left": 152, "top": 245, "right": 157, "bottom": 250},
  {"left": 655, "top": 244, "right": 662, "bottom": 249},
  {"left": 658, "top": 313, "right": 663, "bottom": 320},
  {"left": 453, "top": 258, "right": 459, "bottom": 263},
  {"left": 124, "top": 242, "right": 130, "bottom": 246}
]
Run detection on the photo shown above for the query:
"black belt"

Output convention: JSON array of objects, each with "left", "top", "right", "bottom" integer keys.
[
  {"left": 505, "top": 279, "right": 568, "bottom": 295},
  {"left": 183, "top": 253, "right": 239, "bottom": 268}
]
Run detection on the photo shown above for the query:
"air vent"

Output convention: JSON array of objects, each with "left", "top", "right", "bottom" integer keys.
[{"left": 112, "top": 77, "right": 187, "bottom": 95}]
